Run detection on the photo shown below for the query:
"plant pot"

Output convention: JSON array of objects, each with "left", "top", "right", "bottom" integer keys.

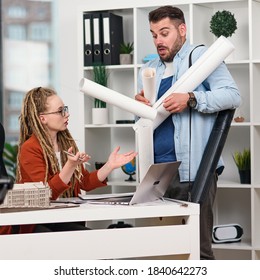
[
  {"left": 238, "top": 169, "right": 251, "bottom": 184},
  {"left": 120, "top": 54, "right": 132, "bottom": 65},
  {"left": 92, "top": 108, "right": 108, "bottom": 125}
]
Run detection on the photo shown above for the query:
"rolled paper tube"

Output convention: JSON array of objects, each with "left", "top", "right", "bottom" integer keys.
[
  {"left": 134, "top": 36, "right": 235, "bottom": 182},
  {"left": 133, "top": 119, "right": 154, "bottom": 181},
  {"left": 142, "top": 67, "right": 156, "bottom": 105},
  {"left": 138, "top": 35, "right": 235, "bottom": 130},
  {"left": 79, "top": 78, "right": 157, "bottom": 121}
]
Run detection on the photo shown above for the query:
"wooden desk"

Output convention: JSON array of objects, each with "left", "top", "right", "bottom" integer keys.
[{"left": 0, "top": 200, "right": 199, "bottom": 260}]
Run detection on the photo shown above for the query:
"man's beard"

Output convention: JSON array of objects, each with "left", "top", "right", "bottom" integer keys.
[{"left": 159, "top": 35, "right": 183, "bottom": 62}]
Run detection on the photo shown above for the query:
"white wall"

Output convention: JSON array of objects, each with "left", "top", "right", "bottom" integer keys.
[{"left": 56, "top": 0, "right": 86, "bottom": 150}]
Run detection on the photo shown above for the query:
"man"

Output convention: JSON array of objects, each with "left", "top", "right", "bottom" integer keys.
[{"left": 135, "top": 6, "right": 240, "bottom": 259}]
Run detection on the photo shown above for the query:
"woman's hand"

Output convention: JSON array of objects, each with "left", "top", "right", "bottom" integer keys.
[
  {"left": 107, "top": 146, "right": 137, "bottom": 170},
  {"left": 97, "top": 146, "right": 137, "bottom": 182},
  {"left": 65, "top": 147, "right": 91, "bottom": 165},
  {"left": 59, "top": 147, "right": 91, "bottom": 184}
]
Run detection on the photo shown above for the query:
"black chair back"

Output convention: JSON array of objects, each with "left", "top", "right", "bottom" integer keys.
[
  {"left": 0, "top": 122, "right": 7, "bottom": 177},
  {"left": 0, "top": 122, "right": 13, "bottom": 204},
  {"left": 191, "top": 109, "right": 235, "bottom": 204}
]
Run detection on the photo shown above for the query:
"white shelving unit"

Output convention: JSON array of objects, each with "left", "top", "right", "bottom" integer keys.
[{"left": 57, "top": 0, "right": 260, "bottom": 259}]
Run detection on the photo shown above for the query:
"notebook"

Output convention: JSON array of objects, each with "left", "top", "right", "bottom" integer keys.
[{"left": 79, "top": 161, "right": 181, "bottom": 205}]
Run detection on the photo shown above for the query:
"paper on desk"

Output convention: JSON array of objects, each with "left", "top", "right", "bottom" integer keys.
[
  {"left": 78, "top": 192, "right": 134, "bottom": 200},
  {"left": 142, "top": 67, "right": 156, "bottom": 105},
  {"left": 52, "top": 197, "right": 86, "bottom": 204},
  {"left": 79, "top": 78, "right": 157, "bottom": 120}
]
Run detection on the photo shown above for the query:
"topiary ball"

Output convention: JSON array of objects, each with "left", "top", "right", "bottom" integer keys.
[{"left": 210, "top": 10, "right": 237, "bottom": 38}]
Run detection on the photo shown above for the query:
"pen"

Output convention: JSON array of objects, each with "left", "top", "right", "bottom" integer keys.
[{"left": 64, "top": 150, "right": 91, "bottom": 166}]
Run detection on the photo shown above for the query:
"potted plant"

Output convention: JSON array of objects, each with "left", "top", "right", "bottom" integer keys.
[
  {"left": 92, "top": 64, "right": 109, "bottom": 124},
  {"left": 210, "top": 10, "right": 237, "bottom": 38},
  {"left": 233, "top": 148, "right": 251, "bottom": 184},
  {"left": 119, "top": 42, "right": 134, "bottom": 65},
  {"left": 210, "top": 10, "right": 237, "bottom": 61},
  {"left": 3, "top": 142, "right": 18, "bottom": 181}
]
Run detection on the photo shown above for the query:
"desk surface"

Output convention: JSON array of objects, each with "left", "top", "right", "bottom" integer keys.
[
  {"left": 0, "top": 199, "right": 199, "bottom": 226},
  {"left": 0, "top": 200, "right": 200, "bottom": 260}
]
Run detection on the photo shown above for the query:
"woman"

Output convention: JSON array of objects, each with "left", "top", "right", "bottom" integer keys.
[{"left": 0, "top": 87, "right": 137, "bottom": 234}]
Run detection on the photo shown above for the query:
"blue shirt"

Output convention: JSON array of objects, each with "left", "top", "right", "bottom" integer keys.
[
  {"left": 154, "top": 76, "right": 176, "bottom": 163},
  {"left": 138, "top": 40, "right": 240, "bottom": 182}
]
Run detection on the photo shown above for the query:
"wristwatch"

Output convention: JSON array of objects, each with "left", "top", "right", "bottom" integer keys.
[{"left": 187, "top": 92, "right": 197, "bottom": 108}]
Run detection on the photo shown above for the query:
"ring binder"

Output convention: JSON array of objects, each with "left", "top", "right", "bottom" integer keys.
[
  {"left": 101, "top": 12, "right": 123, "bottom": 65},
  {"left": 83, "top": 13, "right": 93, "bottom": 66},
  {"left": 92, "top": 13, "right": 103, "bottom": 64}
]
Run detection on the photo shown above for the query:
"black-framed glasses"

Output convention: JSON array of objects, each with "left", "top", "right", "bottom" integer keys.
[{"left": 40, "top": 106, "right": 69, "bottom": 117}]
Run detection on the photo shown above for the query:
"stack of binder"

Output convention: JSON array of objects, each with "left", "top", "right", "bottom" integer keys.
[{"left": 83, "top": 12, "right": 123, "bottom": 66}]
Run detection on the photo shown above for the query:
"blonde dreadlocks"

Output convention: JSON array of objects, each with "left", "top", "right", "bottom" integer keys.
[{"left": 16, "top": 87, "right": 83, "bottom": 197}]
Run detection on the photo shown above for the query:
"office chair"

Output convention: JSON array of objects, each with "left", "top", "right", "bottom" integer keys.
[
  {"left": 191, "top": 109, "right": 235, "bottom": 204},
  {"left": 0, "top": 122, "right": 8, "bottom": 177},
  {"left": 0, "top": 122, "right": 13, "bottom": 204}
]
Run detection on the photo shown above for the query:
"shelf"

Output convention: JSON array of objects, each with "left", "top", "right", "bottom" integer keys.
[
  {"left": 107, "top": 180, "right": 137, "bottom": 186},
  {"left": 85, "top": 124, "right": 135, "bottom": 128},
  {"left": 212, "top": 239, "right": 252, "bottom": 250},
  {"left": 230, "top": 121, "right": 250, "bottom": 127},
  {"left": 84, "top": 64, "right": 135, "bottom": 71},
  {"left": 73, "top": 0, "right": 258, "bottom": 260},
  {"left": 217, "top": 182, "right": 251, "bottom": 188}
]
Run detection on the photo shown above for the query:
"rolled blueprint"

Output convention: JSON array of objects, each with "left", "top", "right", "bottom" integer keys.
[
  {"left": 79, "top": 78, "right": 157, "bottom": 121},
  {"left": 79, "top": 36, "right": 235, "bottom": 183},
  {"left": 133, "top": 35, "right": 235, "bottom": 181},
  {"left": 144, "top": 35, "right": 235, "bottom": 129},
  {"left": 142, "top": 67, "right": 156, "bottom": 105}
]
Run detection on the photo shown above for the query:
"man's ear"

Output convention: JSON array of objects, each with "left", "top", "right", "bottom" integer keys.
[{"left": 179, "top": 23, "right": 186, "bottom": 37}]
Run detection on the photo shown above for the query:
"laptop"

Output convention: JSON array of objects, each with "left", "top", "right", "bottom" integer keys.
[{"left": 78, "top": 161, "right": 181, "bottom": 205}]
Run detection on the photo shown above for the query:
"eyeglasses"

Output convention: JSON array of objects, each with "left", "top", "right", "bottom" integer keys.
[{"left": 40, "top": 106, "right": 69, "bottom": 117}]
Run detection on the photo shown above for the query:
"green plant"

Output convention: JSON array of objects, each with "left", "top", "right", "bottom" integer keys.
[
  {"left": 233, "top": 149, "right": 250, "bottom": 171},
  {"left": 3, "top": 142, "right": 18, "bottom": 180},
  {"left": 93, "top": 64, "right": 108, "bottom": 108},
  {"left": 210, "top": 10, "right": 237, "bottom": 38},
  {"left": 120, "top": 42, "right": 134, "bottom": 54}
]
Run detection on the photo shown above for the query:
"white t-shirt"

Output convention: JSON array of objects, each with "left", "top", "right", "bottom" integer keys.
[{"left": 163, "top": 62, "right": 174, "bottom": 79}]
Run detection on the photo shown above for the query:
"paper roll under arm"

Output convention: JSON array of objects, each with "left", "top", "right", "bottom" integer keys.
[
  {"left": 79, "top": 36, "right": 234, "bottom": 184},
  {"left": 79, "top": 78, "right": 157, "bottom": 121},
  {"left": 139, "top": 36, "right": 235, "bottom": 130},
  {"left": 133, "top": 36, "right": 235, "bottom": 181}
]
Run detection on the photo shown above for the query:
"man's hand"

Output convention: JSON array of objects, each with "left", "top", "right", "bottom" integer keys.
[
  {"left": 163, "top": 93, "right": 190, "bottom": 113},
  {"left": 135, "top": 90, "right": 151, "bottom": 106}
]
